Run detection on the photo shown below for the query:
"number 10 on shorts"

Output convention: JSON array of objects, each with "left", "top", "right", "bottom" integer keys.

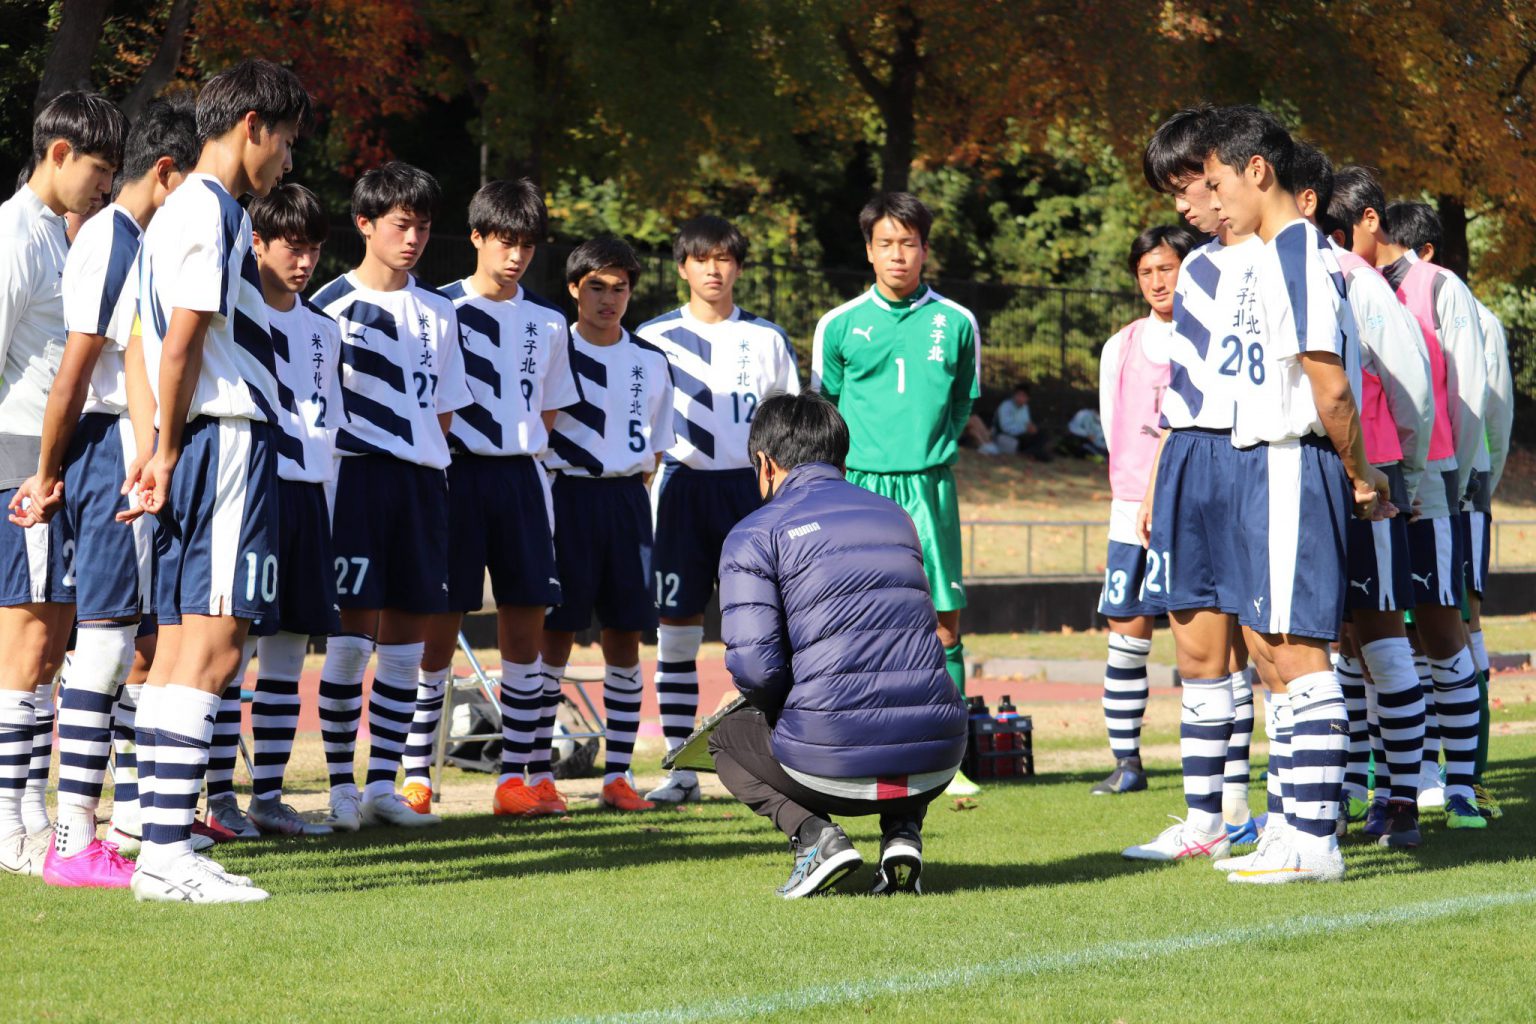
[{"left": 245, "top": 552, "right": 278, "bottom": 603}]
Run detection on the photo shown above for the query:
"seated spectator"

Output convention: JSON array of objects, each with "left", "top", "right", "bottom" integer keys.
[
  {"left": 961, "top": 413, "right": 1000, "bottom": 455},
  {"left": 992, "top": 382, "right": 1053, "bottom": 461},
  {"left": 1064, "top": 408, "right": 1108, "bottom": 460},
  {"left": 710, "top": 391, "right": 968, "bottom": 899}
]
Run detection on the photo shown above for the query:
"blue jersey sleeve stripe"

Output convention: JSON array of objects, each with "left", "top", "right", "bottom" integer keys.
[
  {"left": 1276, "top": 224, "right": 1310, "bottom": 348},
  {"left": 96, "top": 211, "right": 139, "bottom": 334}
]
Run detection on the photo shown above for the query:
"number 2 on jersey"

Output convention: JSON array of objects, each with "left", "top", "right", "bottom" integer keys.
[
  {"left": 731, "top": 392, "right": 757, "bottom": 423},
  {"left": 1217, "top": 335, "right": 1266, "bottom": 385}
]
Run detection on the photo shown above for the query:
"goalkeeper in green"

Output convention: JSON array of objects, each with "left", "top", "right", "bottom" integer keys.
[{"left": 811, "top": 192, "right": 981, "bottom": 791}]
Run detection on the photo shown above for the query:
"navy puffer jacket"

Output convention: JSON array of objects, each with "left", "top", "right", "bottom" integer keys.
[{"left": 718, "top": 462, "right": 968, "bottom": 778}]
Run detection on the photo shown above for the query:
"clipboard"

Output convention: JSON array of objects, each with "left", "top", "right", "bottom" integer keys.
[{"left": 661, "top": 695, "right": 748, "bottom": 772}]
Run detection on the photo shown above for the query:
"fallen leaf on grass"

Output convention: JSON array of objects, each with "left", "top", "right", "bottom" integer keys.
[
  {"left": 641, "top": 825, "right": 664, "bottom": 833},
  {"left": 951, "top": 798, "right": 978, "bottom": 811}
]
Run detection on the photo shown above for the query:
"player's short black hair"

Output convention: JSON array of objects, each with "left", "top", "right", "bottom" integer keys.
[
  {"left": 1326, "top": 166, "right": 1388, "bottom": 252},
  {"left": 673, "top": 215, "right": 748, "bottom": 265},
  {"left": 118, "top": 95, "right": 198, "bottom": 187},
  {"left": 1206, "top": 104, "right": 1296, "bottom": 192},
  {"left": 859, "top": 191, "right": 933, "bottom": 246},
  {"left": 468, "top": 178, "right": 548, "bottom": 244},
  {"left": 747, "top": 391, "right": 849, "bottom": 472},
  {"left": 1384, "top": 201, "right": 1442, "bottom": 253},
  {"left": 1291, "top": 140, "right": 1334, "bottom": 224},
  {"left": 1127, "top": 224, "right": 1202, "bottom": 277},
  {"left": 1013, "top": 381, "right": 1031, "bottom": 396},
  {"left": 32, "top": 91, "right": 128, "bottom": 166},
  {"left": 565, "top": 234, "right": 642, "bottom": 287},
  {"left": 250, "top": 183, "right": 329, "bottom": 246},
  {"left": 352, "top": 161, "right": 441, "bottom": 226},
  {"left": 1142, "top": 105, "right": 1217, "bottom": 193},
  {"left": 196, "top": 59, "right": 312, "bottom": 146}
]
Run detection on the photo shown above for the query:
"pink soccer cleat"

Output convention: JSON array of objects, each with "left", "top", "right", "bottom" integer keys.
[{"left": 43, "top": 837, "right": 135, "bottom": 889}]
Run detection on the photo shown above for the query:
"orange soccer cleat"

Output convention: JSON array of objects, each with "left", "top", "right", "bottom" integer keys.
[
  {"left": 529, "top": 777, "right": 568, "bottom": 815},
  {"left": 400, "top": 781, "right": 433, "bottom": 815},
  {"left": 492, "top": 777, "right": 551, "bottom": 817},
  {"left": 600, "top": 776, "right": 655, "bottom": 812}
]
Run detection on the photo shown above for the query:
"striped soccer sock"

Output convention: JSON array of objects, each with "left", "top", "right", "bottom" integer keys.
[
  {"left": 250, "top": 631, "right": 308, "bottom": 803},
  {"left": 202, "top": 679, "right": 245, "bottom": 800},
  {"left": 497, "top": 660, "right": 542, "bottom": 783},
  {"left": 317, "top": 633, "right": 372, "bottom": 794},
  {"left": 526, "top": 664, "right": 563, "bottom": 784},
  {"left": 602, "top": 664, "right": 643, "bottom": 783},
  {"left": 133, "top": 685, "right": 163, "bottom": 835},
  {"left": 0, "top": 690, "right": 37, "bottom": 836},
  {"left": 401, "top": 665, "right": 450, "bottom": 788},
  {"left": 363, "top": 642, "right": 424, "bottom": 800},
  {"left": 1273, "top": 692, "right": 1296, "bottom": 824},
  {"left": 1430, "top": 648, "right": 1480, "bottom": 801},
  {"left": 1416, "top": 654, "right": 1440, "bottom": 773},
  {"left": 1223, "top": 668, "right": 1255, "bottom": 823},
  {"left": 1334, "top": 652, "right": 1370, "bottom": 803},
  {"left": 139, "top": 685, "right": 218, "bottom": 871},
  {"left": 1179, "top": 677, "right": 1234, "bottom": 835},
  {"left": 1361, "top": 636, "right": 1424, "bottom": 806},
  {"left": 110, "top": 682, "right": 143, "bottom": 834},
  {"left": 1102, "top": 633, "right": 1150, "bottom": 760},
  {"left": 1262, "top": 689, "right": 1283, "bottom": 819},
  {"left": 23, "top": 682, "right": 54, "bottom": 834},
  {"left": 656, "top": 624, "right": 703, "bottom": 755},
  {"left": 54, "top": 623, "right": 135, "bottom": 855},
  {"left": 1286, "top": 671, "right": 1348, "bottom": 850}
]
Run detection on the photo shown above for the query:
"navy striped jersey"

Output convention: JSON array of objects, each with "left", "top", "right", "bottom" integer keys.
[
  {"left": 439, "top": 280, "right": 581, "bottom": 457},
  {"left": 139, "top": 174, "right": 280, "bottom": 426},
  {"left": 1233, "top": 218, "right": 1359, "bottom": 447},
  {"left": 311, "top": 272, "right": 473, "bottom": 470},
  {"left": 1162, "top": 235, "right": 1263, "bottom": 431},
  {"left": 267, "top": 297, "right": 343, "bottom": 483},
  {"left": 636, "top": 305, "right": 799, "bottom": 471},
  {"left": 544, "top": 328, "right": 675, "bottom": 478},
  {"left": 61, "top": 202, "right": 142, "bottom": 415}
]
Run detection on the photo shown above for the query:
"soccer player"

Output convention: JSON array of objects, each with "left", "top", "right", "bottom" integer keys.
[
  {"left": 129, "top": 60, "right": 310, "bottom": 903},
  {"left": 406, "top": 179, "right": 579, "bottom": 818},
  {"left": 1201, "top": 105, "right": 1387, "bottom": 883},
  {"left": 809, "top": 192, "right": 980, "bottom": 795},
  {"left": 1377, "top": 200, "right": 1490, "bottom": 827},
  {"left": 1123, "top": 108, "right": 1264, "bottom": 862},
  {"left": 537, "top": 236, "right": 675, "bottom": 812},
  {"left": 1312, "top": 161, "right": 1434, "bottom": 847},
  {"left": 0, "top": 91, "right": 125, "bottom": 880},
  {"left": 8, "top": 98, "right": 194, "bottom": 884},
  {"left": 1091, "top": 223, "right": 1200, "bottom": 796},
  {"left": 208, "top": 182, "right": 341, "bottom": 838},
  {"left": 312, "top": 162, "right": 473, "bottom": 830},
  {"left": 638, "top": 215, "right": 799, "bottom": 804}
]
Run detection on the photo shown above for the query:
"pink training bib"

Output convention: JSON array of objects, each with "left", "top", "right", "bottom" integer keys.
[
  {"left": 1396, "top": 258, "right": 1454, "bottom": 461},
  {"left": 1109, "top": 318, "right": 1170, "bottom": 502},
  {"left": 1336, "top": 251, "right": 1403, "bottom": 465}
]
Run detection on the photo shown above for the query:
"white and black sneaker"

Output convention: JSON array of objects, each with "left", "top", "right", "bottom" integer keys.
[
  {"left": 778, "top": 823, "right": 862, "bottom": 899},
  {"left": 644, "top": 770, "right": 702, "bottom": 805},
  {"left": 131, "top": 857, "right": 269, "bottom": 904},
  {"left": 871, "top": 826, "right": 923, "bottom": 895}
]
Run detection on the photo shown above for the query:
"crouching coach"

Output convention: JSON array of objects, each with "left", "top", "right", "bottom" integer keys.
[{"left": 709, "top": 391, "right": 967, "bottom": 899}]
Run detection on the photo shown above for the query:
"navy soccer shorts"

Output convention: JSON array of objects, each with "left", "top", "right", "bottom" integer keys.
[
  {"left": 652, "top": 464, "right": 760, "bottom": 618},
  {"left": 445, "top": 453, "right": 561, "bottom": 612},
  {"left": 543, "top": 473, "right": 656, "bottom": 633},
  {"left": 1146, "top": 427, "right": 1243, "bottom": 615},
  {"left": 330, "top": 454, "right": 451, "bottom": 615},
  {"left": 251, "top": 479, "right": 341, "bottom": 637}
]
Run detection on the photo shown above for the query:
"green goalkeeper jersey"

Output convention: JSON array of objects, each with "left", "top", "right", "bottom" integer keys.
[{"left": 811, "top": 284, "right": 981, "bottom": 472}]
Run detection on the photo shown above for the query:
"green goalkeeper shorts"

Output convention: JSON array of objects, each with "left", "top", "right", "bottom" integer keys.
[{"left": 847, "top": 465, "right": 966, "bottom": 612}]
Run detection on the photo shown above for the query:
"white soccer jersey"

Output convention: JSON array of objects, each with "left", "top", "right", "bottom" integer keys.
[
  {"left": 1472, "top": 298, "right": 1512, "bottom": 492},
  {"left": 0, "top": 185, "right": 69, "bottom": 440},
  {"left": 62, "top": 202, "right": 143, "bottom": 415},
  {"left": 1232, "top": 219, "right": 1361, "bottom": 448},
  {"left": 1162, "top": 235, "right": 1264, "bottom": 431},
  {"left": 637, "top": 304, "right": 800, "bottom": 471},
  {"left": 139, "top": 174, "right": 280, "bottom": 426},
  {"left": 545, "top": 328, "right": 675, "bottom": 478},
  {"left": 311, "top": 272, "right": 473, "bottom": 470},
  {"left": 439, "top": 280, "right": 580, "bottom": 458},
  {"left": 267, "top": 297, "right": 343, "bottom": 483}
]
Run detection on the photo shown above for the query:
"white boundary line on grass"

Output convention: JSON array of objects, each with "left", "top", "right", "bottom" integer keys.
[{"left": 543, "top": 889, "right": 1536, "bottom": 1024}]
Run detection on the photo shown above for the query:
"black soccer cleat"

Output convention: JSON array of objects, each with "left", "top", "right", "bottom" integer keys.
[{"left": 1091, "top": 756, "right": 1148, "bottom": 796}]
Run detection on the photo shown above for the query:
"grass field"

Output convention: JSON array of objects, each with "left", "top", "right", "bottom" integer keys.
[{"left": 6, "top": 687, "right": 1536, "bottom": 1021}]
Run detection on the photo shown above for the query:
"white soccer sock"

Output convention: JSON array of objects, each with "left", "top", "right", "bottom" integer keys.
[
  {"left": 526, "top": 663, "right": 564, "bottom": 785},
  {"left": 139, "top": 685, "right": 218, "bottom": 871},
  {"left": 1469, "top": 629, "right": 1489, "bottom": 675},
  {"left": 251, "top": 631, "right": 308, "bottom": 803},
  {"left": 1223, "top": 667, "right": 1255, "bottom": 823},
  {"left": 1102, "top": 633, "right": 1151, "bottom": 760},
  {"left": 110, "top": 682, "right": 143, "bottom": 833},
  {"left": 497, "top": 660, "right": 542, "bottom": 784},
  {"left": 1361, "top": 636, "right": 1424, "bottom": 805},
  {"left": 0, "top": 690, "right": 36, "bottom": 836},
  {"left": 655, "top": 625, "right": 704, "bottom": 755},
  {"left": 401, "top": 665, "right": 451, "bottom": 786},
  {"left": 363, "top": 642, "right": 422, "bottom": 800},
  {"left": 1179, "top": 677, "right": 1234, "bottom": 835},
  {"left": 23, "top": 682, "right": 54, "bottom": 834},
  {"left": 601, "top": 664, "right": 643, "bottom": 783},
  {"left": 318, "top": 633, "right": 372, "bottom": 795},
  {"left": 1286, "top": 671, "right": 1347, "bottom": 851},
  {"left": 1430, "top": 647, "right": 1480, "bottom": 800},
  {"left": 54, "top": 623, "right": 135, "bottom": 855}
]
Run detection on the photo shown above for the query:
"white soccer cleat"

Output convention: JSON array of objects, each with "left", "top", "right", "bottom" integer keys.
[
  {"left": 324, "top": 786, "right": 364, "bottom": 832},
  {"left": 1417, "top": 765, "right": 1446, "bottom": 810},
  {"left": 0, "top": 827, "right": 51, "bottom": 877},
  {"left": 1122, "top": 816, "right": 1230, "bottom": 862},
  {"left": 131, "top": 857, "right": 268, "bottom": 904},
  {"left": 1213, "top": 818, "right": 1289, "bottom": 871},
  {"left": 1227, "top": 835, "right": 1345, "bottom": 885},
  {"left": 361, "top": 792, "right": 441, "bottom": 828},
  {"left": 106, "top": 825, "right": 141, "bottom": 856},
  {"left": 645, "top": 770, "right": 702, "bottom": 804},
  {"left": 192, "top": 853, "right": 252, "bottom": 887}
]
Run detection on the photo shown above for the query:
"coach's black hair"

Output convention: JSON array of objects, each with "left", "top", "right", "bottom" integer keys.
[
  {"left": 673, "top": 215, "right": 748, "bottom": 265},
  {"left": 1384, "top": 201, "right": 1442, "bottom": 253},
  {"left": 565, "top": 234, "right": 642, "bottom": 287},
  {"left": 196, "top": 59, "right": 311, "bottom": 147},
  {"left": 1326, "top": 166, "right": 1388, "bottom": 250},
  {"left": 468, "top": 178, "right": 548, "bottom": 244},
  {"left": 859, "top": 191, "right": 933, "bottom": 246},
  {"left": 250, "top": 183, "right": 329, "bottom": 246},
  {"left": 1290, "top": 141, "right": 1334, "bottom": 228},
  {"left": 1207, "top": 105, "right": 1296, "bottom": 193},
  {"left": 351, "top": 161, "right": 441, "bottom": 227},
  {"left": 32, "top": 91, "right": 128, "bottom": 166},
  {"left": 118, "top": 95, "right": 198, "bottom": 188},
  {"left": 1141, "top": 105, "right": 1217, "bottom": 194},
  {"left": 1126, "top": 223, "right": 1202, "bottom": 277},
  {"left": 747, "top": 391, "right": 849, "bottom": 473}
]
